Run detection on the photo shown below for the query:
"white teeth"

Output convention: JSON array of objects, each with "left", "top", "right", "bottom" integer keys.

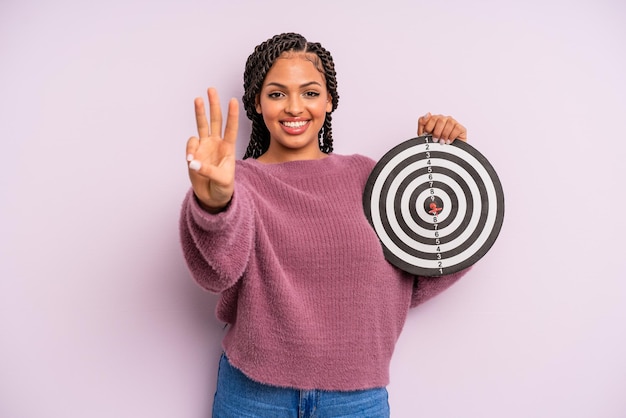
[{"left": 283, "top": 121, "right": 308, "bottom": 128}]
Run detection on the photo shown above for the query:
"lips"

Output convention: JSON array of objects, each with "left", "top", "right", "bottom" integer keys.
[
  {"left": 282, "top": 120, "right": 308, "bottom": 128},
  {"left": 281, "top": 120, "right": 310, "bottom": 134}
]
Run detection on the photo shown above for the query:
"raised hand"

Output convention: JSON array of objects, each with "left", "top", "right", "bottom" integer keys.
[
  {"left": 186, "top": 87, "right": 239, "bottom": 213},
  {"left": 417, "top": 113, "right": 467, "bottom": 144}
]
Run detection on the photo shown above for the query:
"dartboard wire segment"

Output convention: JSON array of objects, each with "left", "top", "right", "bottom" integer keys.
[{"left": 363, "top": 134, "right": 505, "bottom": 277}]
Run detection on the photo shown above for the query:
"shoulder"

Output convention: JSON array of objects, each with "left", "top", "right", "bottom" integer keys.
[
  {"left": 325, "top": 154, "right": 379, "bottom": 190},
  {"left": 330, "top": 153, "right": 377, "bottom": 172},
  {"left": 234, "top": 158, "right": 264, "bottom": 179}
]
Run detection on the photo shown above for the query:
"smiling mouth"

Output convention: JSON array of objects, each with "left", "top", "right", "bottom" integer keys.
[{"left": 282, "top": 120, "right": 309, "bottom": 128}]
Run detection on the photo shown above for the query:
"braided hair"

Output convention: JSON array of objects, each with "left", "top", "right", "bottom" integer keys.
[{"left": 242, "top": 33, "right": 339, "bottom": 159}]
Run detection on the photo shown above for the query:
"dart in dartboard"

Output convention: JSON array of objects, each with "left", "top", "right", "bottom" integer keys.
[{"left": 363, "top": 134, "right": 505, "bottom": 277}]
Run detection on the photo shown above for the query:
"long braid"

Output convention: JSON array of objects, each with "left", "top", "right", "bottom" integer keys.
[
  {"left": 306, "top": 41, "right": 339, "bottom": 155},
  {"left": 242, "top": 33, "right": 340, "bottom": 159},
  {"left": 320, "top": 114, "right": 334, "bottom": 154}
]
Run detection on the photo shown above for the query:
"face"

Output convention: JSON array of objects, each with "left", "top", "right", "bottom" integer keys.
[{"left": 255, "top": 52, "right": 333, "bottom": 162}]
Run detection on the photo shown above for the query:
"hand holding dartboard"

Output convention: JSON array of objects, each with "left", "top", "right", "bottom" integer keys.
[{"left": 363, "top": 135, "right": 505, "bottom": 277}]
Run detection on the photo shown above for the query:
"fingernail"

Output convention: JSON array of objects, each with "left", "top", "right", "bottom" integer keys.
[
  {"left": 186, "top": 153, "right": 194, "bottom": 162},
  {"left": 189, "top": 160, "right": 202, "bottom": 171},
  {"left": 423, "top": 112, "right": 431, "bottom": 119},
  {"left": 433, "top": 137, "right": 439, "bottom": 143}
]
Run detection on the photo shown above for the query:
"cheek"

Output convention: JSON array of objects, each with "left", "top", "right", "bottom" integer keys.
[
  {"left": 260, "top": 106, "right": 281, "bottom": 132},
  {"left": 261, "top": 112, "right": 272, "bottom": 128},
  {"left": 258, "top": 101, "right": 278, "bottom": 120},
  {"left": 317, "top": 101, "right": 331, "bottom": 117}
]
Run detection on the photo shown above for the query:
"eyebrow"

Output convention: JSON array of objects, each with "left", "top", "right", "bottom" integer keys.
[{"left": 264, "top": 81, "right": 323, "bottom": 89}]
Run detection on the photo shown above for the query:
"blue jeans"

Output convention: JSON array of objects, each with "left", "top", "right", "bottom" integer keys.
[{"left": 212, "top": 353, "right": 390, "bottom": 418}]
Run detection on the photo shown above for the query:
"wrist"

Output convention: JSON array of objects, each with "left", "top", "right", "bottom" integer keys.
[{"left": 194, "top": 194, "right": 231, "bottom": 214}]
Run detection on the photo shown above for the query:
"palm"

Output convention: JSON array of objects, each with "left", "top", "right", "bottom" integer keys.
[{"left": 186, "top": 88, "right": 239, "bottom": 211}]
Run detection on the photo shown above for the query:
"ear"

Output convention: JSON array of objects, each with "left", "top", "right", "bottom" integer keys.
[
  {"left": 255, "top": 95, "right": 262, "bottom": 114},
  {"left": 326, "top": 94, "right": 333, "bottom": 113}
]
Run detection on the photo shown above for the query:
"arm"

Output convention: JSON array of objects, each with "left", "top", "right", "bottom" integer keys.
[
  {"left": 179, "top": 183, "right": 254, "bottom": 293},
  {"left": 180, "top": 88, "right": 250, "bottom": 293}
]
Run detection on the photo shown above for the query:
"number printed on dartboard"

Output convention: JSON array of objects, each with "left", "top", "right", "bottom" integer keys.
[{"left": 424, "top": 135, "right": 445, "bottom": 274}]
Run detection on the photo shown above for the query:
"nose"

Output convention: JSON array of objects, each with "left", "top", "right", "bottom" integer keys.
[{"left": 285, "top": 96, "right": 303, "bottom": 115}]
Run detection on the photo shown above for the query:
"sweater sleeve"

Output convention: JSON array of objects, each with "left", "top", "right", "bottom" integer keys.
[
  {"left": 179, "top": 183, "right": 255, "bottom": 293},
  {"left": 410, "top": 266, "right": 472, "bottom": 308}
]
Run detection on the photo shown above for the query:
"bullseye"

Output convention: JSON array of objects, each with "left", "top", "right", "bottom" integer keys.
[{"left": 363, "top": 134, "right": 505, "bottom": 276}]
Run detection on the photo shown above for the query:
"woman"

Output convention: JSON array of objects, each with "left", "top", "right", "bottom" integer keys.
[{"left": 180, "top": 32, "right": 470, "bottom": 417}]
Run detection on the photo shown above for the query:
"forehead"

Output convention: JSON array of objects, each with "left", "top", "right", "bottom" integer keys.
[{"left": 263, "top": 52, "right": 326, "bottom": 85}]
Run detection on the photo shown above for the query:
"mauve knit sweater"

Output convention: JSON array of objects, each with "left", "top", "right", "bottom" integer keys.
[{"left": 179, "top": 153, "right": 469, "bottom": 391}]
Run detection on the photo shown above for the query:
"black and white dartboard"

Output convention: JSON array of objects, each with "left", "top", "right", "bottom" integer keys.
[{"left": 363, "top": 135, "right": 505, "bottom": 277}]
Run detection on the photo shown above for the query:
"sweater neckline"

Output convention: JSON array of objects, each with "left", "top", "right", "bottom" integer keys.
[{"left": 242, "top": 153, "right": 344, "bottom": 179}]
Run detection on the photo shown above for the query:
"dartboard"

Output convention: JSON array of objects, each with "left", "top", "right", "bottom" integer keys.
[{"left": 363, "top": 134, "right": 504, "bottom": 277}]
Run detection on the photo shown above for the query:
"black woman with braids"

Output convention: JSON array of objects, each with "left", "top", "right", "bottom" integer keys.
[{"left": 180, "top": 32, "right": 470, "bottom": 417}]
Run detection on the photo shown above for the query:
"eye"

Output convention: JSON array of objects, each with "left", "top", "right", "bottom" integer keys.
[
  {"left": 267, "top": 92, "right": 284, "bottom": 99},
  {"left": 304, "top": 91, "right": 321, "bottom": 98}
]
